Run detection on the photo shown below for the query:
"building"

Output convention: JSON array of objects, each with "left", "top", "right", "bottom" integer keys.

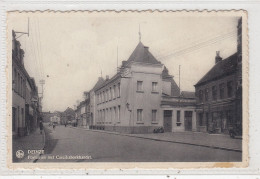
[
  {"left": 75, "top": 100, "right": 88, "bottom": 127},
  {"left": 25, "top": 78, "right": 40, "bottom": 135},
  {"left": 194, "top": 18, "right": 242, "bottom": 134},
  {"left": 93, "top": 42, "right": 196, "bottom": 133},
  {"left": 12, "top": 30, "right": 40, "bottom": 137},
  {"left": 61, "top": 107, "right": 75, "bottom": 124}
]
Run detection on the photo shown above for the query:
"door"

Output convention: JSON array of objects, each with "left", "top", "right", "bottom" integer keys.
[
  {"left": 163, "top": 110, "right": 172, "bottom": 132},
  {"left": 184, "top": 111, "right": 192, "bottom": 131}
]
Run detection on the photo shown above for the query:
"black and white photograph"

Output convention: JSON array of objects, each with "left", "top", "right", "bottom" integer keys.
[{"left": 7, "top": 11, "right": 247, "bottom": 167}]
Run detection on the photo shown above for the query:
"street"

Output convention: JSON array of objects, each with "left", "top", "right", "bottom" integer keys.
[{"left": 36, "top": 125, "right": 242, "bottom": 162}]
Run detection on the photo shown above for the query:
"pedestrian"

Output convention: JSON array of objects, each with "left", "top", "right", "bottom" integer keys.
[
  {"left": 65, "top": 123, "right": 67, "bottom": 127},
  {"left": 53, "top": 123, "right": 56, "bottom": 130},
  {"left": 39, "top": 121, "right": 43, "bottom": 134}
]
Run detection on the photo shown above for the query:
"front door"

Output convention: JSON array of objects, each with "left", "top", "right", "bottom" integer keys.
[
  {"left": 163, "top": 110, "right": 172, "bottom": 132},
  {"left": 184, "top": 111, "right": 192, "bottom": 131}
]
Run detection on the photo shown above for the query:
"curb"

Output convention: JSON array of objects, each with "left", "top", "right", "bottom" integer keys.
[{"left": 69, "top": 126, "right": 242, "bottom": 153}]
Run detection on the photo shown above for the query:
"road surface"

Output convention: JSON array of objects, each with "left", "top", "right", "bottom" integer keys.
[{"left": 36, "top": 125, "right": 241, "bottom": 162}]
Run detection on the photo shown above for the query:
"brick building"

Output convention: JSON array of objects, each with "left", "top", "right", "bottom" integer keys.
[{"left": 194, "top": 18, "right": 242, "bottom": 134}]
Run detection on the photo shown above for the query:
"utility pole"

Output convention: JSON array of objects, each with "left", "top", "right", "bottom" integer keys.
[{"left": 14, "top": 18, "right": 30, "bottom": 39}]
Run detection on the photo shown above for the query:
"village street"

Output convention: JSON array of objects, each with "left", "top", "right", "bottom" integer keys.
[{"left": 35, "top": 124, "right": 242, "bottom": 162}]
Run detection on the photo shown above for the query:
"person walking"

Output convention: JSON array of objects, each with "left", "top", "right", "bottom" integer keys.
[
  {"left": 39, "top": 121, "right": 43, "bottom": 134},
  {"left": 53, "top": 123, "right": 56, "bottom": 130}
]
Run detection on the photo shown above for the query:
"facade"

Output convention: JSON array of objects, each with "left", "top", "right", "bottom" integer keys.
[
  {"left": 61, "top": 107, "right": 75, "bottom": 124},
  {"left": 76, "top": 100, "right": 87, "bottom": 127},
  {"left": 12, "top": 30, "right": 40, "bottom": 137},
  {"left": 194, "top": 18, "right": 242, "bottom": 134},
  {"left": 93, "top": 42, "right": 196, "bottom": 133}
]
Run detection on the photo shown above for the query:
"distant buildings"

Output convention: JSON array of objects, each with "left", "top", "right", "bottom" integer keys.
[
  {"left": 12, "top": 30, "right": 41, "bottom": 137},
  {"left": 194, "top": 18, "right": 242, "bottom": 134}
]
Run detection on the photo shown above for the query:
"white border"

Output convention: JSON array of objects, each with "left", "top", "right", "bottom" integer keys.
[{"left": 1, "top": 0, "right": 260, "bottom": 176}]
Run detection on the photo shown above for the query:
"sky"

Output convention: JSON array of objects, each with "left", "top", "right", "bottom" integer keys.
[{"left": 8, "top": 12, "right": 240, "bottom": 112}]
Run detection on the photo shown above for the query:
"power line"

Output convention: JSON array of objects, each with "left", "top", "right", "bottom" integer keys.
[
  {"left": 142, "top": 31, "right": 236, "bottom": 63},
  {"left": 157, "top": 31, "right": 236, "bottom": 61}
]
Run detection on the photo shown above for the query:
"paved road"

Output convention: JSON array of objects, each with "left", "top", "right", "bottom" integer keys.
[{"left": 37, "top": 125, "right": 241, "bottom": 162}]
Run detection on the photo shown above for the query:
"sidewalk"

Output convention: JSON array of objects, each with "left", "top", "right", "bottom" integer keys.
[
  {"left": 71, "top": 126, "right": 242, "bottom": 152},
  {"left": 129, "top": 132, "right": 242, "bottom": 152},
  {"left": 12, "top": 128, "right": 45, "bottom": 163}
]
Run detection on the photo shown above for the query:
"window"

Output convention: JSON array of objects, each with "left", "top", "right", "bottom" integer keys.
[
  {"left": 205, "top": 88, "right": 209, "bottom": 101},
  {"left": 106, "top": 89, "right": 108, "bottom": 101},
  {"left": 137, "top": 81, "right": 143, "bottom": 91},
  {"left": 117, "top": 83, "right": 121, "bottom": 97},
  {"left": 113, "top": 85, "right": 116, "bottom": 99},
  {"left": 137, "top": 109, "right": 143, "bottom": 122},
  {"left": 199, "top": 113, "right": 203, "bottom": 126},
  {"left": 152, "top": 82, "right": 158, "bottom": 92},
  {"left": 152, "top": 110, "right": 157, "bottom": 122},
  {"left": 14, "top": 69, "right": 17, "bottom": 91},
  {"left": 114, "top": 107, "right": 116, "bottom": 121},
  {"left": 227, "top": 81, "right": 233, "bottom": 97},
  {"left": 177, "top": 110, "right": 181, "bottom": 123},
  {"left": 18, "top": 73, "right": 20, "bottom": 95},
  {"left": 219, "top": 83, "right": 225, "bottom": 99},
  {"left": 199, "top": 90, "right": 203, "bottom": 102},
  {"left": 110, "top": 108, "right": 112, "bottom": 122},
  {"left": 110, "top": 87, "right": 113, "bottom": 100},
  {"left": 118, "top": 105, "right": 120, "bottom": 122},
  {"left": 212, "top": 86, "right": 217, "bottom": 100},
  {"left": 103, "top": 91, "right": 105, "bottom": 102}
]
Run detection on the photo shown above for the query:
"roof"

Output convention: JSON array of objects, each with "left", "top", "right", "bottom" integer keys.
[
  {"left": 95, "top": 73, "right": 121, "bottom": 92},
  {"left": 92, "top": 77, "right": 105, "bottom": 91},
  {"left": 125, "top": 42, "right": 161, "bottom": 65},
  {"left": 195, "top": 53, "right": 238, "bottom": 87},
  {"left": 162, "top": 66, "right": 180, "bottom": 96},
  {"left": 181, "top": 91, "right": 195, "bottom": 99}
]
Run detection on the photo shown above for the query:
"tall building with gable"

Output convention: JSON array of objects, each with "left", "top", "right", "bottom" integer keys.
[{"left": 93, "top": 42, "right": 197, "bottom": 133}]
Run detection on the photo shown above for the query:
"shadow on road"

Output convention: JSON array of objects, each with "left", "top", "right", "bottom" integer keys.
[{"left": 43, "top": 127, "right": 58, "bottom": 154}]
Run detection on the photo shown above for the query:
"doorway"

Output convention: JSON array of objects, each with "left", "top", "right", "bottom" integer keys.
[
  {"left": 163, "top": 110, "right": 172, "bottom": 132},
  {"left": 184, "top": 111, "right": 193, "bottom": 131}
]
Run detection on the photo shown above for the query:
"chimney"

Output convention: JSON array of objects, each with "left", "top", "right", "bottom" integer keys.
[
  {"left": 215, "top": 51, "right": 222, "bottom": 64},
  {"left": 106, "top": 75, "right": 109, "bottom": 80}
]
